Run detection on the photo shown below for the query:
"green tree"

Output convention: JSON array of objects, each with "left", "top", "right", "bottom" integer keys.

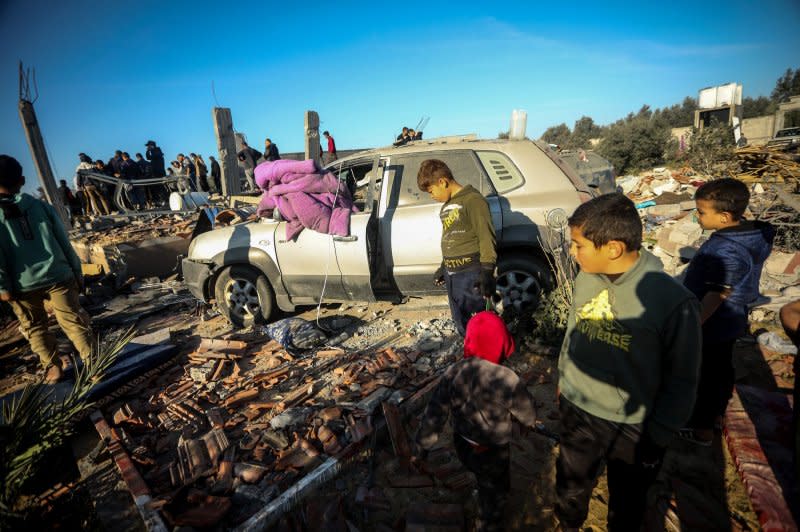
[
  {"left": 656, "top": 96, "right": 697, "bottom": 127},
  {"left": 541, "top": 123, "right": 571, "bottom": 147},
  {"left": 596, "top": 116, "right": 671, "bottom": 174},
  {"left": 771, "top": 67, "right": 800, "bottom": 103},
  {"left": 567, "top": 116, "right": 603, "bottom": 149},
  {"left": 742, "top": 95, "right": 776, "bottom": 118},
  {"left": 686, "top": 123, "right": 736, "bottom": 175}
]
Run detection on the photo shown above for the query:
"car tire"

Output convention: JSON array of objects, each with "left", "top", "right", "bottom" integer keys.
[
  {"left": 214, "top": 265, "right": 274, "bottom": 328},
  {"left": 496, "top": 253, "right": 553, "bottom": 314}
]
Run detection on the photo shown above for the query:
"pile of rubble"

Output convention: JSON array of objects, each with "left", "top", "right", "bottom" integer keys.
[
  {"left": 69, "top": 213, "right": 199, "bottom": 280},
  {"left": 97, "top": 319, "right": 469, "bottom": 529},
  {"left": 736, "top": 145, "right": 800, "bottom": 186}
]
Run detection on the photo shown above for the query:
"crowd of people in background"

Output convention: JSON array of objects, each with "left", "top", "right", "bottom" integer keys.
[
  {"left": 55, "top": 129, "right": 351, "bottom": 219},
  {"left": 62, "top": 139, "right": 226, "bottom": 222}
]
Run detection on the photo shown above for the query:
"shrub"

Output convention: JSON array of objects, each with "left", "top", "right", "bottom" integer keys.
[
  {"left": 596, "top": 116, "right": 672, "bottom": 175},
  {"left": 686, "top": 123, "right": 736, "bottom": 176}
]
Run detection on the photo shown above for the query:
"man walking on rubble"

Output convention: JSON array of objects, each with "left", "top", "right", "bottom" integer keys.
[
  {"left": 0, "top": 155, "right": 95, "bottom": 384},
  {"left": 237, "top": 141, "right": 262, "bottom": 191},
  {"left": 264, "top": 138, "right": 280, "bottom": 161},
  {"left": 145, "top": 140, "right": 166, "bottom": 178},
  {"left": 323, "top": 130, "right": 337, "bottom": 164},
  {"left": 208, "top": 155, "right": 221, "bottom": 194}
]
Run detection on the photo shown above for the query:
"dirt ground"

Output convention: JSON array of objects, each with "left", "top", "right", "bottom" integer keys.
[{"left": 0, "top": 293, "right": 778, "bottom": 530}]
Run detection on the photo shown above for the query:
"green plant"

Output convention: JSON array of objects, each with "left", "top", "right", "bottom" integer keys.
[
  {"left": 0, "top": 329, "right": 133, "bottom": 523},
  {"left": 686, "top": 124, "right": 736, "bottom": 176},
  {"left": 531, "top": 219, "right": 577, "bottom": 346}
]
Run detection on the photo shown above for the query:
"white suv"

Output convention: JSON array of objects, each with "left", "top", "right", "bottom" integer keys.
[{"left": 182, "top": 137, "right": 593, "bottom": 327}]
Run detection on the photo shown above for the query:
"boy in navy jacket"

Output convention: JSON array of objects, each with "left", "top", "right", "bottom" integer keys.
[{"left": 682, "top": 178, "right": 774, "bottom": 444}]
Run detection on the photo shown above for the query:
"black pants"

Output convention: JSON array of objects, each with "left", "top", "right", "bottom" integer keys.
[
  {"left": 555, "top": 398, "right": 664, "bottom": 531},
  {"left": 454, "top": 435, "right": 509, "bottom": 527},
  {"left": 687, "top": 339, "right": 735, "bottom": 429},
  {"left": 445, "top": 268, "right": 485, "bottom": 336}
]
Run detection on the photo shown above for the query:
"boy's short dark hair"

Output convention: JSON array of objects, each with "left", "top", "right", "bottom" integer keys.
[
  {"left": 694, "top": 178, "right": 749, "bottom": 219},
  {"left": 323, "top": 131, "right": 329, "bottom": 136},
  {"left": 0, "top": 155, "right": 23, "bottom": 188},
  {"left": 568, "top": 193, "right": 642, "bottom": 251},
  {"left": 417, "top": 159, "right": 454, "bottom": 191}
]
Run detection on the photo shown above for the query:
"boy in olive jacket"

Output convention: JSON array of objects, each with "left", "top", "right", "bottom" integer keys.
[
  {"left": 556, "top": 194, "right": 701, "bottom": 531},
  {"left": 417, "top": 159, "right": 497, "bottom": 335},
  {"left": 0, "top": 155, "right": 93, "bottom": 383}
]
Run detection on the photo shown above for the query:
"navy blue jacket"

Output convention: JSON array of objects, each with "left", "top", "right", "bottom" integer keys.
[
  {"left": 146, "top": 147, "right": 166, "bottom": 177},
  {"left": 683, "top": 221, "right": 775, "bottom": 342}
]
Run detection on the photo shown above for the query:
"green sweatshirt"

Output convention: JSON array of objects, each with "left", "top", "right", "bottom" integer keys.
[
  {"left": 558, "top": 250, "right": 701, "bottom": 446},
  {"left": 0, "top": 193, "right": 81, "bottom": 295},
  {"left": 439, "top": 185, "right": 497, "bottom": 271}
]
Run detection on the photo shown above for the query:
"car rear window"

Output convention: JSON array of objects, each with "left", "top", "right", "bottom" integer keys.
[
  {"left": 475, "top": 151, "right": 525, "bottom": 194},
  {"left": 385, "top": 150, "right": 489, "bottom": 207}
]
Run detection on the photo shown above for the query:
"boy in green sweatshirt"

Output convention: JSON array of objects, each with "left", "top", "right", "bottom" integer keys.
[
  {"left": 555, "top": 193, "right": 701, "bottom": 531},
  {"left": 417, "top": 159, "right": 497, "bottom": 335},
  {"left": 0, "top": 155, "right": 94, "bottom": 383}
]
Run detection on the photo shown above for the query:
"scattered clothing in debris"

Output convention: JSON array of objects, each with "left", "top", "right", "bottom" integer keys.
[{"left": 262, "top": 317, "right": 328, "bottom": 352}]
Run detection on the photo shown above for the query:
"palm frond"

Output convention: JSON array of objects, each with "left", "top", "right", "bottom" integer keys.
[{"left": 0, "top": 327, "right": 135, "bottom": 519}]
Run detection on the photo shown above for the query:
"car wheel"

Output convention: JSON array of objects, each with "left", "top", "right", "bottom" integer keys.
[
  {"left": 496, "top": 254, "right": 553, "bottom": 314},
  {"left": 214, "top": 265, "right": 274, "bottom": 328}
]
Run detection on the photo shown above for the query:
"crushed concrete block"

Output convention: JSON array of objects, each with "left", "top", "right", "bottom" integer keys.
[
  {"left": 765, "top": 251, "right": 800, "bottom": 276},
  {"left": 190, "top": 361, "right": 217, "bottom": 383},
  {"left": 269, "top": 407, "right": 312, "bottom": 430},
  {"left": 648, "top": 204, "right": 681, "bottom": 217}
]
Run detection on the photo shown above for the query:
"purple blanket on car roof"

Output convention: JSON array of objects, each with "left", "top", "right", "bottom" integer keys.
[{"left": 254, "top": 159, "right": 358, "bottom": 241}]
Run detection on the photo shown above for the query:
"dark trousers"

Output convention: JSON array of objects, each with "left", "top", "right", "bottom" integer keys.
[
  {"left": 556, "top": 398, "right": 664, "bottom": 531},
  {"left": 687, "top": 339, "right": 736, "bottom": 429},
  {"left": 445, "top": 268, "right": 485, "bottom": 335},
  {"left": 453, "top": 435, "right": 509, "bottom": 527}
]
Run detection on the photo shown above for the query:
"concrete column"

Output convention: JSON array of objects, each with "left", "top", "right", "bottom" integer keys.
[
  {"left": 18, "top": 99, "right": 70, "bottom": 226},
  {"left": 304, "top": 111, "right": 321, "bottom": 165},
  {"left": 212, "top": 107, "right": 241, "bottom": 196}
]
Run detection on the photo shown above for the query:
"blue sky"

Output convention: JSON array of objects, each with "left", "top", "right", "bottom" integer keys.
[{"left": 1, "top": 0, "right": 798, "bottom": 194}]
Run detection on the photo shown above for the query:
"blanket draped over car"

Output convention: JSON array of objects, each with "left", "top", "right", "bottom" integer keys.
[{"left": 254, "top": 159, "right": 358, "bottom": 241}]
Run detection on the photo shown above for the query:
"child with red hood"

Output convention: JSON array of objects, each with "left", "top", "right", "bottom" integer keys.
[{"left": 414, "top": 311, "right": 538, "bottom": 531}]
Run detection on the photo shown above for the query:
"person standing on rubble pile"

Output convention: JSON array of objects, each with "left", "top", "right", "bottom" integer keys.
[
  {"left": 414, "top": 311, "right": 537, "bottom": 532},
  {"left": 237, "top": 141, "right": 261, "bottom": 191},
  {"left": 120, "top": 152, "right": 146, "bottom": 210},
  {"left": 135, "top": 153, "right": 151, "bottom": 178},
  {"left": 208, "top": 155, "right": 221, "bottom": 194},
  {"left": 323, "top": 130, "right": 337, "bottom": 164},
  {"left": 75, "top": 154, "right": 109, "bottom": 216},
  {"left": 176, "top": 153, "right": 196, "bottom": 191},
  {"left": 417, "top": 158, "right": 497, "bottom": 336},
  {"left": 57, "top": 179, "right": 79, "bottom": 223},
  {"left": 681, "top": 179, "right": 775, "bottom": 446},
  {"left": 0, "top": 155, "right": 95, "bottom": 384},
  {"left": 108, "top": 150, "right": 124, "bottom": 177},
  {"left": 74, "top": 152, "right": 95, "bottom": 215},
  {"left": 145, "top": 140, "right": 165, "bottom": 177},
  {"left": 263, "top": 138, "right": 280, "bottom": 161},
  {"left": 92, "top": 160, "right": 116, "bottom": 214},
  {"left": 192, "top": 153, "right": 209, "bottom": 192}
]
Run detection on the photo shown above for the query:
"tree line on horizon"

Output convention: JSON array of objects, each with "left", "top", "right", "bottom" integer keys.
[{"left": 525, "top": 67, "right": 800, "bottom": 175}]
